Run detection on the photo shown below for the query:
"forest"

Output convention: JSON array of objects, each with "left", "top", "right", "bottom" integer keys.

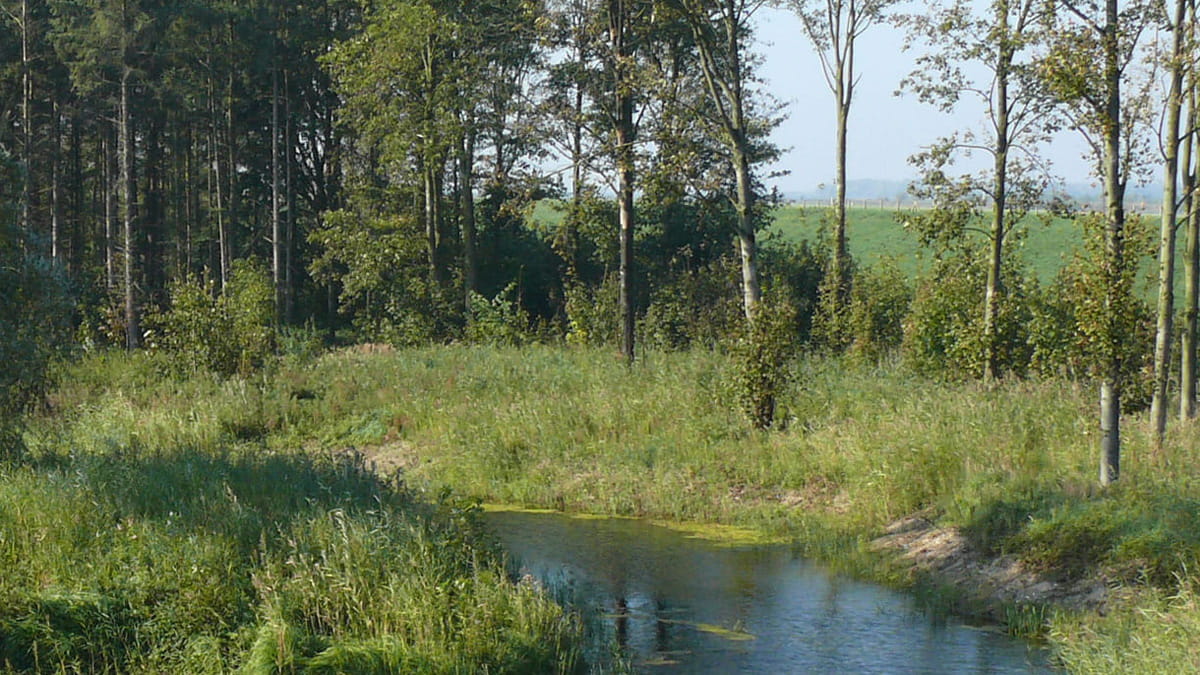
[{"left": 3, "top": 0, "right": 1200, "bottom": 672}]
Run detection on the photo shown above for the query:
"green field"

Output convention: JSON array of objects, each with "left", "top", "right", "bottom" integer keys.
[
  {"left": 764, "top": 206, "right": 1086, "bottom": 284},
  {"left": 532, "top": 200, "right": 1171, "bottom": 295}
]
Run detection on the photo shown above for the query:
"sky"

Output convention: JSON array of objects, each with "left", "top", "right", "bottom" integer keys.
[{"left": 751, "top": 6, "right": 1098, "bottom": 197}]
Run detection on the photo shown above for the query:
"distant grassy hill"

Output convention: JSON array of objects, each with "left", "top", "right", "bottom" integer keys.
[
  {"left": 765, "top": 206, "right": 1084, "bottom": 284},
  {"left": 530, "top": 200, "right": 1168, "bottom": 295}
]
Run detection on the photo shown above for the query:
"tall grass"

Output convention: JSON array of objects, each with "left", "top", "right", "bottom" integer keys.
[
  {"left": 26, "top": 345, "right": 1200, "bottom": 671},
  {"left": 4, "top": 351, "right": 582, "bottom": 673}
]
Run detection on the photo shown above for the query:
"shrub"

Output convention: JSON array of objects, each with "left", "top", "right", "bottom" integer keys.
[
  {"left": 564, "top": 276, "right": 620, "bottom": 347},
  {"left": 842, "top": 259, "right": 911, "bottom": 364},
  {"left": 902, "top": 255, "right": 1035, "bottom": 379},
  {"left": 465, "top": 283, "right": 534, "bottom": 346},
  {"left": 0, "top": 150, "right": 74, "bottom": 453},
  {"left": 150, "top": 260, "right": 276, "bottom": 377},
  {"left": 640, "top": 257, "right": 743, "bottom": 351},
  {"left": 731, "top": 297, "right": 799, "bottom": 429}
]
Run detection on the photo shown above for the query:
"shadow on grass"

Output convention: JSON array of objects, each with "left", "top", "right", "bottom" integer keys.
[{"left": 0, "top": 444, "right": 492, "bottom": 673}]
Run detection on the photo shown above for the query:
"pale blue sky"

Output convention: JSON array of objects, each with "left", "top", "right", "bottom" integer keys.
[{"left": 752, "top": 6, "right": 1097, "bottom": 196}]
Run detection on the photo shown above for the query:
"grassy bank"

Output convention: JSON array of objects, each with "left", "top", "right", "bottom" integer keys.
[
  {"left": 5, "top": 352, "right": 583, "bottom": 673},
  {"left": 25, "top": 344, "right": 1200, "bottom": 671}
]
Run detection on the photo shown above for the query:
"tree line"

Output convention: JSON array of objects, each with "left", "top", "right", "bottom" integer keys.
[{"left": 2, "top": 0, "right": 1199, "bottom": 486}]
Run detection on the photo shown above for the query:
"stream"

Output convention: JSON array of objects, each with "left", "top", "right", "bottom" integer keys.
[{"left": 485, "top": 510, "right": 1056, "bottom": 673}]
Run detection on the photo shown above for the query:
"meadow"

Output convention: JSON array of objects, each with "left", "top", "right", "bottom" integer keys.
[
  {"left": 2, "top": 351, "right": 584, "bottom": 673},
  {"left": 15, "top": 345, "right": 1200, "bottom": 672}
]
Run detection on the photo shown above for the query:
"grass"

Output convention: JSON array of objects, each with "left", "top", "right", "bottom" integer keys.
[
  {"left": 19, "top": 344, "right": 1200, "bottom": 671},
  {"left": 532, "top": 200, "right": 1175, "bottom": 299},
  {"left": 3, "top": 351, "right": 583, "bottom": 673}
]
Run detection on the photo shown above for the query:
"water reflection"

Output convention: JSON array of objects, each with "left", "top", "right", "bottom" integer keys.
[{"left": 486, "top": 510, "right": 1055, "bottom": 673}]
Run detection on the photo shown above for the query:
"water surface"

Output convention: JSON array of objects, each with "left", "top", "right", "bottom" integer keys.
[{"left": 486, "top": 510, "right": 1055, "bottom": 673}]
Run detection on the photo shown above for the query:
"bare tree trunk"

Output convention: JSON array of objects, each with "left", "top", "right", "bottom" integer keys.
[
  {"left": 459, "top": 125, "right": 478, "bottom": 307},
  {"left": 224, "top": 19, "right": 238, "bottom": 282},
  {"left": 104, "top": 125, "right": 117, "bottom": 293},
  {"left": 19, "top": 0, "right": 33, "bottom": 241},
  {"left": 984, "top": 1, "right": 1012, "bottom": 381},
  {"left": 120, "top": 68, "right": 140, "bottom": 350},
  {"left": 422, "top": 159, "right": 445, "bottom": 286},
  {"left": 209, "top": 75, "right": 230, "bottom": 288},
  {"left": 50, "top": 95, "right": 61, "bottom": 261},
  {"left": 1099, "top": 0, "right": 1125, "bottom": 485},
  {"left": 832, "top": 76, "right": 850, "bottom": 306},
  {"left": 1151, "top": 0, "right": 1188, "bottom": 446},
  {"left": 734, "top": 147, "right": 761, "bottom": 321},
  {"left": 610, "top": 0, "right": 636, "bottom": 363},
  {"left": 285, "top": 69, "right": 295, "bottom": 325},
  {"left": 1182, "top": 80, "right": 1199, "bottom": 420},
  {"left": 271, "top": 64, "right": 283, "bottom": 322}
]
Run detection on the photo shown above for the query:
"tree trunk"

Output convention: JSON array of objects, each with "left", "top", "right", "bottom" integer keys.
[
  {"left": 734, "top": 147, "right": 761, "bottom": 321},
  {"left": 833, "top": 78, "right": 850, "bottom": 307},
  {"left": 120, "top": 68, "right": 140, "bottom": 350},
  {"left": 20, "top": 0, "right": 32, "bottom": 239},
  {"left": 271, "top": 64, "right": 283, "bottom": 322},
  {"left": 610, "top": 0, "right": 636, "bottom": 363},
  {"left": 285, "top": 69, "right": 295, "bottom": 325},
  {"left": 1151, "top": 0, "right": 1187, "bottom": 446},
  {"left": 459, "top": 125, "right": 478, "bottom": 307},
  {"left": 1098, "top": 0, "right": 1125, "bottom": 485},
  {"left": 984, "top": 2, "right": 1012, "bottom": 382},
  {"left": 1181, "top": 78, "right": 1199, "bottom": 420},
  {"left": 50, "top": 95, "right": 61, "bottom": 262},
  {"left": 104, "top": 126, "right": 117, "bottom": 293}
]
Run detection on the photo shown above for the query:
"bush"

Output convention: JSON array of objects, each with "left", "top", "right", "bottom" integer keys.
[
  {"left": 731, "top": 297, "right": 799, "bottom": 429},
  {"left": 842, "top": 260, "right": 911, "bottom": 364},
  {"left": 640, "top": 256, "right": 744, "bottom": 351},
  {"left": 465, "top": 284, "right": 534, "bottom": 346},
  {"left": 0, "top": 150, "right": 74, "bottom": 451},
  {"left": 564, "top": 276, "right": 620, "bottom": 347},
  {"left": 149, "top": 260, "right": 276, "bottom": 377},
  {"left": 902, "top": 255, "right": 1035, "bottom": 379}
]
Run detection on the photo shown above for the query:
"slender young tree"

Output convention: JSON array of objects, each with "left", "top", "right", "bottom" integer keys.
[
  {"left": 1042, "top": 0, "right": 1156, "bottom": 485},
  {"left": 673, "top": 0, "right": 776, "bottom": 323},
  {"left": 782, "top": 0, "right": 896, "bottom": 321},
  {"left": 898, "top": 0, "right": 1056, "bottom": 380},
  {"left": 1151, "top": 0, "right": 1194, "bottom": 443},
  {"left": 1181, "top": 23, "right": 1200, "bottom": 419}
]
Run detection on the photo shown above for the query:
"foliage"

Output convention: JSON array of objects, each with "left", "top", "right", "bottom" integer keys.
[
  {"left": 758, "top": 237, "right": 828, "bottom": 343},
  {"left": 902, "top": 255, "right": 1036, "bottom": 379},
  {"left": 310, "top": 207, "right": 462, "bottom": 346},
  {"left": 465, "top": 284, "right": 535, "bottom": 347},
  {"left": 841, "top": 260, "right": 911, "bottom": 364},
  {"left": 1042, "top": 213, "right": 1155, "bottom": 410},
  {"left": 564, "top": 276, "right": 620, "bottom": 347},
  {"left": 148, "top": 260, "right": 276, "bottom": 377},
  {"left": 731, "top": 297, "right": 799, "bottom": 429},
  {"left": 640, "top": 256, "right": 743, "bottom": 351},
  {"left": 0, "top": 150, "right": 74, "bottom": 447}
]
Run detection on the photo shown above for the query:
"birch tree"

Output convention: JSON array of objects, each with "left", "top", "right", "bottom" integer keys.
[{"left": 672, "top": 0, "right": 775, "bottom": 323}]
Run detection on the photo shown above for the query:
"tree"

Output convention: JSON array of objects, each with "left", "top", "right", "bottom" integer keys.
[
  {"left": 672, "top": 0, "right": 779, "bottom": 324},
  {"left": 1181, "top": 0, "right": 1200, "bottom": 420},
  {"left": 781, "top": 0, "right": 895, "bottom": 328},
  {"left": 898, "top": 0, "right": 1058, "bottom": 380},
  {"left": 1041, "top": 0, "right": 1156, "bottom": 484},
  {"left": 1150, "top": 0, "right": 1194, "bottom": 442},
  {"left": 52, "top": 0, "right": 178, "bottom": 349}
]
